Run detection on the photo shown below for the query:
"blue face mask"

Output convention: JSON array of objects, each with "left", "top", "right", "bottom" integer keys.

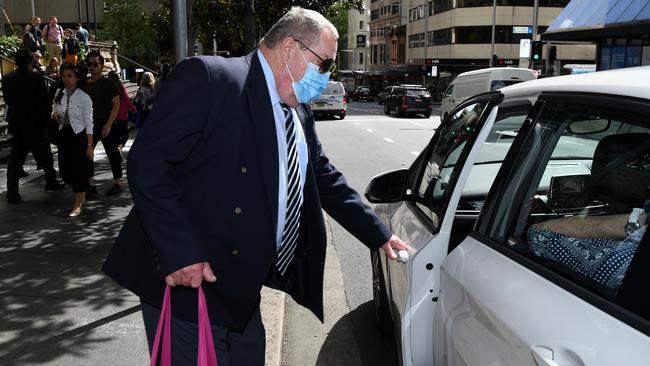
[{"left": 286, "top": 45, "right": 331, "bottom": 104}]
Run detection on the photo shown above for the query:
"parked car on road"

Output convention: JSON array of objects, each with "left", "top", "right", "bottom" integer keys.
[
  {"left": 310, "top": 81, "right": 347, "bottom": 119},
  {"left": 367, "top": 67, "right": 650, "bottom": 366},
  {"left": 353, "top": 86, "right": 373, "bottom": 102},
  {"left": 383, "top": 85, "right": 433, "bottom": 118}
]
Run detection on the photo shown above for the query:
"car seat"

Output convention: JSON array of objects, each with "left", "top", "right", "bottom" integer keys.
[{"left": 588, "top": 133, "right": 650, "bottom": 212}]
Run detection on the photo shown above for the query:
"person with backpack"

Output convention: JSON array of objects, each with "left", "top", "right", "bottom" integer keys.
[
  {"left": 42, "top": 16, "right": 63, "bottom": 62},
  {"left": 62, "top": 29, "right": 80, "bottom": 65}
]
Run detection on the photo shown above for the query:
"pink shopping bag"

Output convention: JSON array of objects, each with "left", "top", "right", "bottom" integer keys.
[{"left": 149, "top": 286, "right": 218, "bottom": 366}]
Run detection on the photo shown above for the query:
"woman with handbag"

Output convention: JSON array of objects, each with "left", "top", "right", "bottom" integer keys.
[{"left": 51, "top": 63, "right": 94, "bottom": 217}]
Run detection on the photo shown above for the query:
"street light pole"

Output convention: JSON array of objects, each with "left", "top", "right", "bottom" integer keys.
[
  {"left": 172, "top": 0, "right": 188, "bottom": 63},
  {"left": 490, "top": 0, "right": 496, "bottom": 67}
]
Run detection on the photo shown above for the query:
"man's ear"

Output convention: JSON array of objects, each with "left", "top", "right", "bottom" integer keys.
[{"left": 280, "top": 37, "right": 294, "bottom": 64}]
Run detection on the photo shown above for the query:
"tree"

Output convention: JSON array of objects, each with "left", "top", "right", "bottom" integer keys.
[{"left": 102, "top": 0, "right": 158, "bottom": 67}]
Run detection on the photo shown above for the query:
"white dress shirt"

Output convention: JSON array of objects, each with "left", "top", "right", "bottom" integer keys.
[{"left": 258, "top": 50, "right": 309, "bottom": 250}]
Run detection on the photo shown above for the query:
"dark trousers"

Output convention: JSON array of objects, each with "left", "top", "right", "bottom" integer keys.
[
  {"left": 89, "top": 119, "right": 123, "bottom": 179},
  {"left": 116, "top": 119, "right": 129, "bottom": 147},
  {"left": 58, "top": 125, "right": 90, "bottom": 193},
  {"left": 6, "top": 130, "right": 57, "bottom": 194},
  {"left": 141, "top": 301, "right": 265, "bottom": 366}
]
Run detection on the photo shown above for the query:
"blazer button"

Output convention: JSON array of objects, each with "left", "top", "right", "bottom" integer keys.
[
  {"left": 241, "top": 166, "right": 248, "bottom": 174},
  {"left": 235, "top": 207, "right": 242, "bottom": 215},
  {"left": 232, "top": 249, "right": 239, "bottom": 255}
]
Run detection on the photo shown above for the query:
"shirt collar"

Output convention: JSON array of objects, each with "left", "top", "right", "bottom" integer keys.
[{"left": 257, "top": 49, "right": 282, "bottom": 108}]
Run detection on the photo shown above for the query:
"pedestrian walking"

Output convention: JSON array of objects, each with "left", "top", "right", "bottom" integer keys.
[
  {"left": 42, "top": 16, "right": 63, "bottom": 62},
  {"left": 107, "top": 71, "right": 136, "bottom": 150},
  {"left": 23, "top": 17, "right": 43, "bottom": 52},
  {"left": 51, "top": 63, "right": 94, "bottom": 217},
  {"left": 83, "top": 51, "right": 123, "bottom": 196},
  {"left": 134, "top": 71, "right": 155, "bottom": 128},
  {"left": 3, "top": 49, "right": 63, "bottom": 202},
  {"left": 103, "top": 7, "right": 408, "bottom": 365}
]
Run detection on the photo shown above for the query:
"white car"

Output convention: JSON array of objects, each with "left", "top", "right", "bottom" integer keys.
[
  {"left": 366, "top": 66, "right": 650, "bottom": 366},
  {"left": 310, "top": 81, "right": 347, "bottom": 119}
]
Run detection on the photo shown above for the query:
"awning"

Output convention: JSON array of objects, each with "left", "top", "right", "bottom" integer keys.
[{"left": 541, "top": 0, "right": 650, "bottom": 41}]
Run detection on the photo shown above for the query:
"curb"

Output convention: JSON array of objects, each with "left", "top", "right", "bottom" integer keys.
[{"left": 261, "top": 287, "right": 285, "bottom": 366}]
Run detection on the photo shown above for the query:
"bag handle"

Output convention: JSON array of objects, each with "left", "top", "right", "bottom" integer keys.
[{"left": 149, "top": 286, "right": 218, "bottom": 366}]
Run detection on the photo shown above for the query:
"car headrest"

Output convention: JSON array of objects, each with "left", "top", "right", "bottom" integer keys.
[{"left": 590, "top": 133, "right": 650, "bottom": 211}]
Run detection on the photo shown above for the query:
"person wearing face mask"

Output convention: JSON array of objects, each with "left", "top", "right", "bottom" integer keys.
[{"left": 103, "top": 7, "right": 408, "bottom": 365}]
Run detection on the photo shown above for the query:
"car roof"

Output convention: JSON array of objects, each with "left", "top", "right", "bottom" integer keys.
[{"left": 501, "top": 66, "right": 650, "bottom": 100}]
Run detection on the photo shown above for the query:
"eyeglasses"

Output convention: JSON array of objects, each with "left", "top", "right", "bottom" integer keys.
[
  {"left": 87, "top": 61, "right": 101, "bottom": 67},
  {"left": 294, "top": 39, "right": 336, "bottom": 74}
]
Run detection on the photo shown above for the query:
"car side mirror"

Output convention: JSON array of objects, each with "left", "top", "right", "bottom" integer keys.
[{"left": 365, "top": 169, "right": 409, "bottom": 203}]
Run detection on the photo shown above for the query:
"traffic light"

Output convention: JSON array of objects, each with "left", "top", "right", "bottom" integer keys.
[{"left": 531, "top": 41, "right": 543, "bottom": 61}]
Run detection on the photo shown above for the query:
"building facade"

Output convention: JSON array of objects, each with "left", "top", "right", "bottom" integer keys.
[{"left": 346, "top": 1, "right": 371, "bottom": 72}]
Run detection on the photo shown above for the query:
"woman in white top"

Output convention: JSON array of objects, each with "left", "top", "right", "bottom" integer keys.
[{"left": 52, "top": 63, "right": 94, "bottom": 217}]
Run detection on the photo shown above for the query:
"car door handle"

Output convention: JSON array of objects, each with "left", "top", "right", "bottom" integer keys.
[
  {"left": 531, "top": 346, "right": 560, "bottom": 366},
  {"left": 396, "top": 249, "right": 410, "bottom": 263}
]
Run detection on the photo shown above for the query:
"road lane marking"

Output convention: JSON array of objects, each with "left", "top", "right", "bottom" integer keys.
[
  {"left": 383, "top": 138, "right": 394, "bottom": 143},
  {"left": 410, "top": 121, "right": 427, "bottom": 128},
  {"left": 354, "top": 122, "right": 360, "bottom": 126},
  {"left": 365, "top": 128, "right": 374, "bottom": 133},
  {"left": 411, "top": 151, "right": 420, "bottom": 156}
]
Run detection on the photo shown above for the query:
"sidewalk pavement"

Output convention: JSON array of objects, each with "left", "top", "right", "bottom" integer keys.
[{"left": 0, "top": 143, "right": 285, "bottom": 366}]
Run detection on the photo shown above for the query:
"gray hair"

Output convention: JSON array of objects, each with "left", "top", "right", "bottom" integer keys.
[{"left": 261, "top": 7, "right": 338, "bottom": 48}]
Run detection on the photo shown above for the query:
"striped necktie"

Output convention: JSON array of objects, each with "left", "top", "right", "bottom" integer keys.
[{"left": 276, "top": 103, "right": 303, "bottom": 275}]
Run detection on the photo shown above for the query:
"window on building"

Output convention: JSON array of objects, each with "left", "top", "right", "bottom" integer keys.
[
  {"left": 392, "top": 2, "right": 399, "bottom": 14},
  {"left": 360, "top": 21, "right": 365, "bottom": 30},
  {"left": 457, "top": 0, "right": 568, "bottom": 6},
  {"left": 359, "top": 52, "right": 364, "bottom": 65},
  {"left": 433, "top": 0, "right": 453, "bottom": 13},
  {"left": 433, "top": 29, "right": 452, "bottom": 45}
]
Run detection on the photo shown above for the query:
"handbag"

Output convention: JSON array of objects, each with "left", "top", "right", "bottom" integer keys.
[{"left": 149, "top": 286, "right": 219, "bottom": 366}]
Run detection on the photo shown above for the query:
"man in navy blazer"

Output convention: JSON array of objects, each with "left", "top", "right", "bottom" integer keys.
[{"left": 103, "top": 7, "right": 407, "bottom": 365}]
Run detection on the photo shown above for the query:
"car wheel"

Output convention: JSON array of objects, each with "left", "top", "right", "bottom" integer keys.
[
  {"left": 423, "top": 112, "right": 431, "bottom": 118},
  {"left": 394, "top": 105, "right": 401, "bottom": 117},
  {"left": 339, "top": 113, "right": 345, "bottom": 120},
  {"left": 372, "top": 250, "right": 393, "bottom": 335},
  {"left": 384, "top": 103, "right": 390, "bottom": 115}
]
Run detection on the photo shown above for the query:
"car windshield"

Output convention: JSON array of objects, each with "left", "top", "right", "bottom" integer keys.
[{"left": 406, "top": 89, "right": 429, "bottom": 96}]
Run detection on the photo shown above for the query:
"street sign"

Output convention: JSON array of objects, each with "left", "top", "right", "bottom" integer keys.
[
  {"left": 431, "top": 66, "right": 438, "bottom": 77},
  {"left": 519, "top": 39, "right": 531, "bottom": 58},
  {"left": 513, "top": 26, "right": 533, "bottom": 34}
]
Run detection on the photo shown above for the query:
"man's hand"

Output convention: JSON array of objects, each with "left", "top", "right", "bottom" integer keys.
[
  {"left": 101, "top": 123, "right": 111, "bottom": 138},
  {"left": 381, "top": 234, "right": 412, "bottom": 261},
  {"left": 165, "top": 262, "right": 217, "bottom": 288}
]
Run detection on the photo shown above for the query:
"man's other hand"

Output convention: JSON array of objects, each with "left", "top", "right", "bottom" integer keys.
[{"left": 165, "top": 262, "right": 217, "bottom": 288}]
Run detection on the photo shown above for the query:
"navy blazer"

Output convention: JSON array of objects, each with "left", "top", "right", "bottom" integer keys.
[{"left": 102, "top": 51, "right": 391, "bottom": 330}]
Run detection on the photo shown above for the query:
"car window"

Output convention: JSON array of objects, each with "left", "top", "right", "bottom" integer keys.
[
  {"left": 443, "top": 84, "right": 454, "bottom": 98},
  {"left": 459, "top": 108, "right": 531, "bottom": 209},
  {"left": 324, "top": 83, "right": 344, "bottom": 95},
  {"left": 485, "top": 99, "right": 650, "bottom": 320},
  {"left": 415, "top": 102, "right": 488, "bottom": 229},
  {"left": 406, "top": 89, "right": 429, "bottom": 96}
]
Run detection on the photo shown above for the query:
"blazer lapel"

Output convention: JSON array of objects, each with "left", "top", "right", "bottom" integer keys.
[{"left": 245, "top": 51, "right": 279, "bottom": 230}]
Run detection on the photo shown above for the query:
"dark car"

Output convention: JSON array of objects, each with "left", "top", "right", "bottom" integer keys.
[
  {"left": 353, "top": 86, "right": 373, "bottom": 102},
  {"left": 383, "top": 85, "right": 433, "bottom": 118}
]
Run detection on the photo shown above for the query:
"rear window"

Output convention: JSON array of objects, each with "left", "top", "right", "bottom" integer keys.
[
  {"left": 406, "top": 89, "right": 429, "bottom": 96},
  {"left": 491, "top": 80, "right": 523, "bottom": 91},
  {"left": 324, "top": 83, "right": 345, "bottom": 95}
]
